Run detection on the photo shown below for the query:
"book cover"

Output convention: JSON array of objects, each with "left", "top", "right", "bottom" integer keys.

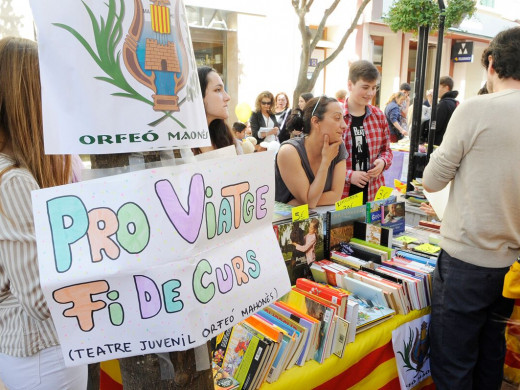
[
  {"left": 342, "top": 276, "right": 388, "bottom": 307},
  {"left": 381, "top": 201, "right": 406, "bottom": 235},
  {"left": 332, "top": 316, "right": 350, "bottom": 358},
  {"left": 213, "top": 362, "right": 240, "bottom": 390},
  {"left": 348, "top": 295, "right": 395, "bottom": 330},
  {"left": 276, "top": 216, "right": 325, "bottom": 285},
  {"left": 326, "top": 205, "right": 366, "bottom": 258},
  {"left": 271, "top": 301, "right": 319, "bottom": 365},
  {"left": 353, "top": 221, "right": 393, "bottom": 248},
  {"left": 221, "top": 324, "right": 255, "bottom": 377},
  {"left": 239, "top": 322, "right": 275, "bottom": 390},
  {"left": 213, "top": 327, "right": 235, "bottom": 367},
  {"left": 234, "top": 335, "right": 261, "bottom": 390},
  {"left": 296, "top": 278, "right": 348, "bottom": 319},
  {"left": 278, "top": 289, "right": 335, "bottom": 364},
  {"left": 366, "top": 195, "right": 397, "bottom": 223}
]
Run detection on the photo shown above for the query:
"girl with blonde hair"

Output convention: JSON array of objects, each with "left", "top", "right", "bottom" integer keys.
[{"left": 0, "top": 37, "right": 86, "bottom": 389}]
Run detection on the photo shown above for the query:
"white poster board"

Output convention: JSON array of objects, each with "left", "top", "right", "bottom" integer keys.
[
  {"left": 32, "top": 152, "right": 291, "bottom": 366},
  {"left": 29, "top": 0, "right": 211, "bottom": 154},
  {"left": 423, "top": 182, "right": 451, "bottom": 221},
  {"left": 392, "top": 314, "right": 432, "bottom": 389}
]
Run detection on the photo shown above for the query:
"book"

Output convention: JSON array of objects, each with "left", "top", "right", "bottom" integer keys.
[
  {"left": 272, "top": 301, "right": 320, "bottom": 364},
  {"left": 276, "top": 216, "right": 325, "bottom": 285},
  {"left": 296, "top": 278, "right": 349, "bottom": 319},
  {"left": 342, "top": 276, "right": 387, "bottom": 307},
  {"left": 381, "top": 201, "right": 406, "bottom": 234},
  {"left": 278, "top": 289, "right": 335, "bottom": 363},
  {"left": 325, "top": 205, "right": 366, "bottom": 258},
  {"left": 345, "top": 300, "right": 359, "bottom": 342},
  {"left": 348, "top": 295, "right": 395, "bottom": 331},
  {"left": 213, "top": 362, "right": 240, "bottom": 390},
  {"left": 353, "top": 221, "right": 393, "bottom": 248},
  {"left": 332, "top": 316, "right": 350, "bottom": 358},
  {"left": 366, "top": 195, "right": 397, "bottom": 223},
  {"left": 221, "top": 323, "right": 256, "bottom": 377},
  {"left": 213, "top": 327, "right": 235, "bottom": 367}
]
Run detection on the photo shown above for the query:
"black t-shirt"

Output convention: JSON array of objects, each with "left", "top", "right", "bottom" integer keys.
[{"left": 349, "top": 114, "right": 369, "bottom": 203}]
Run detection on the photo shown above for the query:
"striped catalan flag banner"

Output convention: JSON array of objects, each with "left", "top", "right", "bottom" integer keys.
[
  {"left": 100, "top": 360, "right": 123, "bottom": 390},
  {"left": 150, "top": 5, "right": 171, "bottom": 34},
  {"left": 261, "top": 308, "right": 435, "bottom": 390},
  {"left": 100, "top": 309, "right": 436, "bottom": 389},
  {"left": 504, "top": 299, "right": 520, "bottom": 385}
]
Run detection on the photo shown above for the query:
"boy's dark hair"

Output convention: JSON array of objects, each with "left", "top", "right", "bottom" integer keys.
[
  {"left": 232, "top": 122, "right": 246, "bottom": 132},
  {"left": 481, "top": 27, "right": 520, "bottom": 81},
  {"left": 399, "top": 82, "right": 411, "bottom": 91},
  {"left": 348, "top": 60, "right": 379, "bottom": 83},
  {"left": 439, "top": 76, "right": 454, "bottom": 91}
]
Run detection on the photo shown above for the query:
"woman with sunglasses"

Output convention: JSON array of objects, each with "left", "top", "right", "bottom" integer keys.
[
  {"left": 249, "top": 91, "right": 279, "bottom": 148},
  {"left": 275, "top": 96, "right": 347, "bottom": 208}
]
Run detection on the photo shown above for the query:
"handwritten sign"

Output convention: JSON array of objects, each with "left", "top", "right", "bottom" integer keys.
[
  {"left": 414, "top": 243, "right": 441, "bottom": 254},
  {"left": 32, "top": 153, "right": 291, "bottom": 366},
  {"left": 374, "top": 186, "right": 394, "bottom": 201},
  {"left": 395, "top": 236, "right": 418, "bottom": 244},
  {"left": 30, "top": 0, "right": 210, "bottom": 154},
  {"left": 335, "top": 192, "right": 363, "bottom": 211},
  {"left": 292, "top": 204, "right": 309, "bottom": 222}
]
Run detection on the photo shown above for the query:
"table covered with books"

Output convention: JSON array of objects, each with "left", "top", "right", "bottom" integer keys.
[{"left": 260, "top": 308, "right": 434, "bottom": 390}]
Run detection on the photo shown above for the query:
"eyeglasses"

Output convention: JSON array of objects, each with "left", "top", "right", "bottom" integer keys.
[
  {"left": 311, "top": 95, "right": 325, "bottom": 117},
  {"left": 261, "top": 101, "right": 272, "bottom": 105}
]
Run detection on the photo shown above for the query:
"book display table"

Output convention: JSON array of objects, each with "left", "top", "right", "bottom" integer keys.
[{"left": 260, "top": 308, "right": 434, "bottom": 390}]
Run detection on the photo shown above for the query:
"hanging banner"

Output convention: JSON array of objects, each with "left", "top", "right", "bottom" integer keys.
[
  {"left": 32, "top": 152, "right": 291, "bottom": 366},
  {"left": 392, "top": 314, "right": 432, "bottom": 389},
  {"left": 29, "top": 0, "right": 210, "bottom": 154}
]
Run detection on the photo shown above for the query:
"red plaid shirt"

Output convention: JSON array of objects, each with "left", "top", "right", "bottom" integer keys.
[{"left": 343, "top": 98, "right": 393, "bottom": 201}]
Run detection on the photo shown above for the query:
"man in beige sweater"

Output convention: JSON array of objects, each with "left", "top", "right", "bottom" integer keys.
[{"left": 423, "top": 27, "right": 520, "bottom": 390}]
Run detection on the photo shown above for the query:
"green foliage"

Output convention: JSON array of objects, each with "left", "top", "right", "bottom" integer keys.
[{"left": 383, "top": 0, "right": 477, "bottom": 33}]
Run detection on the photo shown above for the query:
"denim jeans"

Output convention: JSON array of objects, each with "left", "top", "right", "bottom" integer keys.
[
  {"left": 430, "top": 250, "right": 514, "bottom": 390},
  {"left": 0, "top": 345, "right": 87, "bottom": 390}
]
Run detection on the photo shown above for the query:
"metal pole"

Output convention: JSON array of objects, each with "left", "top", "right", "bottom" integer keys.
[
  {"left": 406, "top": 24, "right": 430, "bottom": 192},
  {"left": 427, "top": 0, "right": 446, "bottom": 158}
]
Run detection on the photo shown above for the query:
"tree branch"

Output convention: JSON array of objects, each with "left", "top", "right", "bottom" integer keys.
[
  {"left": 309, "top": 0, "right": 371, "bottom": 87},
  {"left": 309, "top": 0, "right": 341, "bottom": 52}
]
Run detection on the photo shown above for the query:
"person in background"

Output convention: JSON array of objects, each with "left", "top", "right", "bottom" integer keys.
[
  {"left": 343, "top": 60, "right": 393, "bottom": 203},
  {"left": 275, "top": 96, "right": 347, "bottom": 208},
  {"left": 298, "top": 92, "right": 314, "bottom": 110},
  {"left": 195, "top": 66, "right": 240, "bottom": 155},
  {"left": 384, "top": 92, "right": 408, "bottom": 142},
  {"left": 335, "top": 89, "right": 347, "bottom": 105},
  {"left": 244, "top": 121, "right": 252, "bottom": 137},
  {"left": 249, "top": 91, "right": 279, "bottom": 148},
  {"left": 423, "top": 27, "right": 520, "bottom": 390},
  {"left": 433, "top": 75, "right": 459, "bottom": 146},
  {"left": 232, "top": 122, "right": 247, "bottom": 141},
  {"left": 274, "top": 92, "right": 292, "bottom": 143},
  {"left": 0, "top": 37, "right": 87, "bottom": 389},
  {"left": 423, "top": 88, "right": 433, "bottom": 107},
  {"left": 399, "top": 82, "right": 411, "bottom": 132}
]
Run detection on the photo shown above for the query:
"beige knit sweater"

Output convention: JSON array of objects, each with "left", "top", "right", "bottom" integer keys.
[{"left": 423, "top": 89, "right": 520, "bottom": 268}]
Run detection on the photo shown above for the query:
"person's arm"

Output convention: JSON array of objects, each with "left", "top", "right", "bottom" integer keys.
[
  {"left": 368, "top": 113, "right": 393, "bottom": 179},
  {"left": 0, "top": 175, "right": 51, "bottom": 322},
  {"left": 389, "top": 106, "right": 407, "bottom": 136},
  {"left": 423, "top": 103, "right": 469, "bottom": 193},
  {"left": 316, "top": 159, "right": 346, "bottom": 205},
  {"left": 294, "top": 233, "right": 317, "bottom": 252},
  {"left": 277, "top": 135, "right": 341, "bottom": 208},
  {"left": 249, "top": 112, "right": 262, "bottom": 140}
]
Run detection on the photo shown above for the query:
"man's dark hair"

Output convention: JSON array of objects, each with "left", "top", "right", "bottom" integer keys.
[
  {"left": 440, "top": 76, "right": 454, "bottom": 91},
  {"left": 348, "top": 60, "right": 379, "bottom": 83},
  {"left": 481, "top": 27, "right": 520, "bottom": 81},
  {"left": 399, "top": 82, "right": 411, "bottom": 91}
]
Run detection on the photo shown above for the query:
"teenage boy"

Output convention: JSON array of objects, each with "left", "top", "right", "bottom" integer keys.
[
  {"left": 423, "top": 27, "right": 520, "bottom": 390},
  {"left": 342, "top": 60, "right": 392, "bottom": 203}
]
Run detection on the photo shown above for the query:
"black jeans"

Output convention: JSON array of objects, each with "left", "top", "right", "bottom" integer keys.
[{"left": 430, "top": 250, "right": 514, "bottom": 390}]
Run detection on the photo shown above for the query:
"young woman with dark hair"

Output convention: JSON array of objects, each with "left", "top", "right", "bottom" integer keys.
[
  {"left": 194, "top": 66, "right": 239, "bottom": 154},
  {"left": 275, "top": 96, "right": 348, "bottom": 208}
]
